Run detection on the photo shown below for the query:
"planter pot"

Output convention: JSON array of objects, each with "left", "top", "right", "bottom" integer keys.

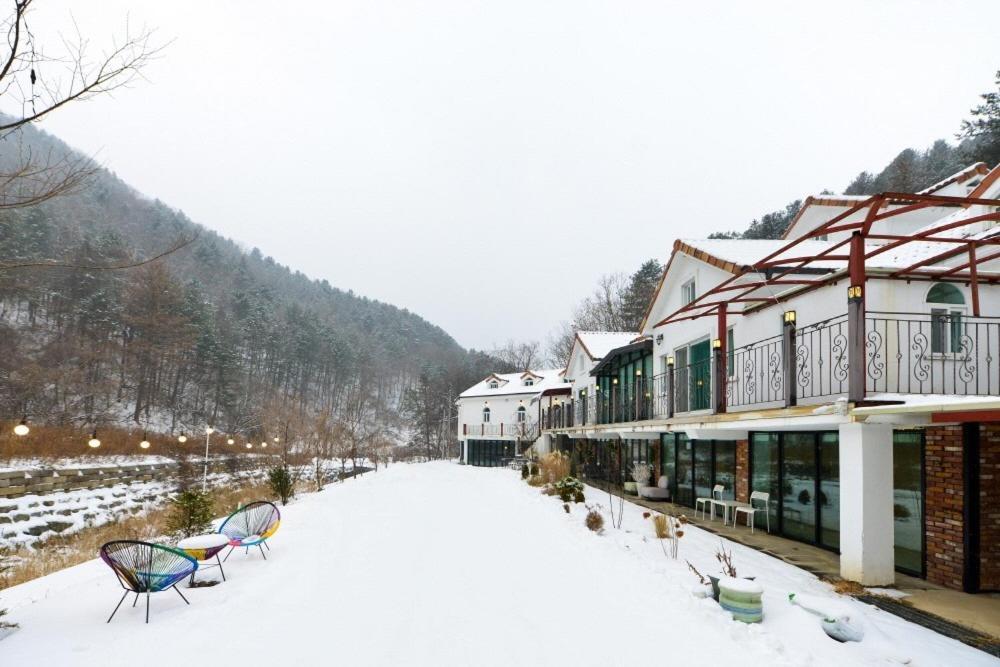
[
  {"left": 623, "top": 482, "right": 638, "bottom": 495},
  {"left": 708, "top": 575, "right": 720, "bottom": 601},
  {"left": 718, "top": 576, "right": 763, "bottom": 623}
]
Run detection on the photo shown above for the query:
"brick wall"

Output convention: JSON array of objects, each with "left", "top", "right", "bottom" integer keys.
[
  {"left": 735, "top": 439, "right": 749, "bottom": 503},
  {"left": 980, "top": 424, "right": 1000, "bottom": 591},
  {"left": 924, "top": 425, "right": 965, "bottom": 589}
]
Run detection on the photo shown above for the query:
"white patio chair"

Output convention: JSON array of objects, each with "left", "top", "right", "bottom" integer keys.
[
  {"left": 695, "top": 484, "right": 723, "bottom": 520},
  {"left": 733, "top": 491, "right": 770, "bottom": 533}
]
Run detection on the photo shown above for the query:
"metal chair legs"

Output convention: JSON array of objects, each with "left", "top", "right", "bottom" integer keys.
[
  {"left": 172, "top": 585, "right": 190, "bottom": 605},
  {"left": 258, "top": 544, "right": 266, "bottom": 560},
  {"left": 107, "top": 590, "right": 129, "bottom": 623},
  {"left": 217, "top": 554, "right": 226, "bottom": 581}
]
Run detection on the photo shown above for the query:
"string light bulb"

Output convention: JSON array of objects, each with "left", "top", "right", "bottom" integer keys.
[
  {"left": 139, "top": 431, "right": 150, "bottom": 449},
  {"left": 13, "top": 416, "right": 29, "bottom": 437},
  {"left": 246, "top": 442, "right": 253, "bottom": 449},
  {"left": 178, "top": 432, "right": 188, "bottom": 443},
  {"left": 88, "top": 430, "right": 101, "bottom": 448},
  {"left": 227, "top": 437, "right": 235, "bottom": 445}
]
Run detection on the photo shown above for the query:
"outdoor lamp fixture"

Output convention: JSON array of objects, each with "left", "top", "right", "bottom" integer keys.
[
  {"left": 712, "top": 338, "right": 722, "bottom": 350},
  {"left": 636, "top": 368, "right": 642, "bottom": 377},
  {"left": 594, "top": 385, "right": 600, "bottom": 392},
  {"left": 178, "top": 432, "right": 188, "bottom": 443},
  {"left": 206, "top": 426, "right": 215, "bottom": 435},
  {"left": 783, "top": 310, "right": 797, "bottom": 324},
  {"left": 667, "top": 356, "right": 675, "bottom": 366},
  {"left": 88, "top": 430, "right": 101, "bottom": 448},
  {"left": 227, "top": 437, "right": 235, "bottom": 445},
  {"left": 139, "top": 431, "right": 151, "bottom": 449},
  {"left": 655, "top": 333, "right": 664, "bottom": 346},
  {"left": 612, "top": 378, "right": 618, "bottom": 385},
  {"left": 261, "top": 441, "right": 268, "bottom": 448},
  {"left": 13, "top": 415, "right": 29, "bottom": 437},
  {"left": 848, "top": 285, "right": 863, "bottom": 299}
]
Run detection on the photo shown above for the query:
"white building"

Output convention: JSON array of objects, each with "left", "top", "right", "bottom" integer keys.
[
  {"left": 541, "top": 161, "right": 1000, "bottom": 592},
  {"left": 456, "top": 369, "right": 567, "bottom": 466}
]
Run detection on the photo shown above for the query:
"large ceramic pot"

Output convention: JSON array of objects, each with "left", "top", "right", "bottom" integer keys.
[{"left": 718, "top": 577, "right": 763, "bottom": 623}]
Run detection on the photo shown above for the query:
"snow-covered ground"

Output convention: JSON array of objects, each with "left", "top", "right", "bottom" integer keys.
[{"left": 0, "top": 462, "right": 993, "bottom": 666}]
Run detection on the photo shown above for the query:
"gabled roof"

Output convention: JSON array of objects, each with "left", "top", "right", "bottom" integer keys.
[
  {"left": 574, "top": 331, "right": 640, "bottom": 361},
  {"left": 675, "top": 238, "right": 841, "bottom": 272},
  {"left": 917, "top": 162, "right": 991, "bottom": 196},
  {"left": 459, "top": 369, "right": 567, "bottom": 399}
]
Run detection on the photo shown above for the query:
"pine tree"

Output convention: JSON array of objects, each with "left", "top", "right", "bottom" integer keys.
[
  {"left": 959, "top": 69, "right": 1000, "bottom": 168},
  {"left": 622, "top": 259, "right": 663, "bottom": 331}
]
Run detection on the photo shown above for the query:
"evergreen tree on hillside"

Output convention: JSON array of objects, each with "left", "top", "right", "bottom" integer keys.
[
  {"left": 959, "top": 69, "right": 1000, "bottom": 167},
  {"left": 622, "top": 259, "right": 663, "bottom": 331}
]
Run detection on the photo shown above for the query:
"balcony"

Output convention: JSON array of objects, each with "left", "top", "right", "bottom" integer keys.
[
  {"left": 462, "top": 421, "right": 538, "bottom": 440},
  {"left": 541, "top": 312, "right": 999, "bottom": 430}
]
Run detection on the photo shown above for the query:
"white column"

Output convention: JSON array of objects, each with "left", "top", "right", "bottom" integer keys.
[{"left": 838, "top": 422, "right": 895, "bottom": 585}]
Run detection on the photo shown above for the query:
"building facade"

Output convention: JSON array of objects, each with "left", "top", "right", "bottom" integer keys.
[{"left": 541, "top": 162, "right": 1000, "bottom": 592}]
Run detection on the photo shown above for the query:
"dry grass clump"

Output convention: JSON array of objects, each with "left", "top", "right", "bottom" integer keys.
[
  {"left": 585, "top": 507, "right": 604, "bottom": 532},
  {"left": 538, "top": 451, "right": 570, "bottom": 483},
  {"left": 0, "top": 482, "right": 270, "bottom": 590},
  {"left": 527, "top": 475, "right": 547, "bottom": 487}
]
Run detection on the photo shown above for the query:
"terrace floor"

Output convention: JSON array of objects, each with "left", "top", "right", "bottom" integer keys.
[{"left": 591, "top": 479, "right": 1000, "bottom": 645}]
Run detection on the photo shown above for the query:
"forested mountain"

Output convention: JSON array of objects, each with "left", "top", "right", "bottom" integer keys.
[
  {"left": 710, "top": 71, "right": 1000, "bottom": 241},
  {"left": 0, "top": 120, "right": 498, "bottom": 449}
]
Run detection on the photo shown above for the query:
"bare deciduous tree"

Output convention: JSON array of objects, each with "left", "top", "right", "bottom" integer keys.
[
  {"left": 489, "top": 339, "right": 541, "bottom": 371},
  {"left": 0, "top": 1, "right": 162, "bottom": 209}
]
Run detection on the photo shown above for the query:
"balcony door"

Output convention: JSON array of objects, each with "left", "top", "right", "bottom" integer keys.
[{"left": 690, "top": 339, "right": 711, "bottom": 411}]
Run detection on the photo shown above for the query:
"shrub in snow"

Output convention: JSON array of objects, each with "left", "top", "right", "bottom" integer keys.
[
  {"left": 585, "top": 507, "right": 604, "bottom": 532},
  {"left": 268, "top": 466, "right": 295, "bottom": 506},
  {"left": 553, "top": 476, "right": 584, "bottom": 503},
  {"left": 798, "top": 489, "right": 811, "bottom": 506},
  {"left": 521, "top": 463, "right": 529, "bottom": 479},
  {"left": 529, "top": 463, "right": 538, "bottom": 477},
  {"left": 573, "top": 490, "right": 585, "bottom": 503},
  {"left": 166, "top": 490, "right": 214, "bottom": 538}
]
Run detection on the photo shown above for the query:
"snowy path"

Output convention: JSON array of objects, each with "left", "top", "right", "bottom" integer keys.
[{"left": 0, "top": 462, "right": 994, "bottom": 666}]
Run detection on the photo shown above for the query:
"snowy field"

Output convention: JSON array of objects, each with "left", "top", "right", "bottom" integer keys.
[{"left": 0, "top": 462, "right": 993, "bottom": 666}]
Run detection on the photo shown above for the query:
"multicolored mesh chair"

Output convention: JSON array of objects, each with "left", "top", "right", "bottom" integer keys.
[
  {"left": 218, "top": 501, "right": 281, "bottom": 561},
  {"left": 100, "top": 540, "right": 198, "bottom": 623}
]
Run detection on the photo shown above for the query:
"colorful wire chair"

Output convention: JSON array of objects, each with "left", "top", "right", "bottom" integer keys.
[
  {"left": 100, "top": 540, "right": 198, "bottom": 623},
  {"left": 217, "top": 501, "right": 281, "bottom": 561}
]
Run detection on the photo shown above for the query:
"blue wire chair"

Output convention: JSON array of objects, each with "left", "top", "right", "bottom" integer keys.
[{"left": 100, "top": 540, "right": 198, "bottom": 623}]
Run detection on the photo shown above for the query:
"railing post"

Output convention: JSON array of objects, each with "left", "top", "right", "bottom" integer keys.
[
  {"left": 500, "top": 422, "right": 503, "bottom": 437},
  {"left": 463, "top": 423, "right": 467, "bottom": 436},
  {"left": 714, "top": 304, "right": 728, "bottom": 414},
  {"left": 848, "top": 231, "right": 866, "bottom": 403},
  {"left": 783, "top": 310, "right": 797, "bottom": 407},
  {"left": 667, "top": 358, "right": 675, "bottom": 418}
]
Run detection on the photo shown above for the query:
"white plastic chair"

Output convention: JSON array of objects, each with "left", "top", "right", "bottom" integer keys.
[
  {"left": 695, "top": 484, "right": 723, "bottom": 520},
  {"left": 733, "top": 491, "right": 770, "bottom": 533}
]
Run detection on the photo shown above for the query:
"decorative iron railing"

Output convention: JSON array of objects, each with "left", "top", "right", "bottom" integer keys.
[
  {"left": 538, "top": 311, "right": 1000, "bottom": 431},
  {"left": 725, "top": 334, "right": 785, "bottom": 409},
  {"left": 462, "top": 421, "right": 537, "bottom": 438},
  {"left": 865, "top": 312, "right": 997, "bottom": 396}
]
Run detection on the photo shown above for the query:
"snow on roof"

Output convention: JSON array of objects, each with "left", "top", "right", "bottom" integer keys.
[
  {"left": 575, "top": 331, "right": 639, "bottom": 360},
  {"left": 677, "top": 238, "right": 842, "bottom": 271},
  {"left": 458, "top": 369, "right": 567, "bottom": 399},
  {"left": 916, "top": 163, "right": 991, "bottom": 195}
]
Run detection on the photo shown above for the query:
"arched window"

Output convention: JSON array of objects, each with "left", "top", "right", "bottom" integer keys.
[
  {"left": 927, "top": 283, "right": 965, "bottom": 354},
  {"left": 516, "top": 406, "right": 527, "bottom": 422},
  {"left": 482, "top": 406, "right": 491, "bottom": 423}
]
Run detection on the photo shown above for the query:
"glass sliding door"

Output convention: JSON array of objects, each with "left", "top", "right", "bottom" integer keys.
[
  {"left": 714, "top": 440, "right": 736, "bottom": 501},
  {"left": 893, "top": 431, "right": 924, "bottom": 575},
  {"left": 694, "top": 440, "right": 713, "bottom": 502},
  {"left": 661, "top": 434, "right": 676, "bottom": 498},
  {"left": 750, "top": 433, "right": 780, "bottom": 531},
  {"left": 690, "top": 340, "right": 711, "bottom": 411},
  {"left": 781, "top": 433, "right": 817, "bottom": 542},
  {"left": 675, "top": 434, "right": 693, "bottom": 506},
  {"left": 818, "top": 433, "right": 840, "bottom": 550}
]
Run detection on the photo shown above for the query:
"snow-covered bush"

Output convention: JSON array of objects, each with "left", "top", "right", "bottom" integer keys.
[
  {"left": 521, "top": 463, "right": 529, "bottom": 479},
  {"left": 553, "top": 476, "right": 584, "bottom": 503}
]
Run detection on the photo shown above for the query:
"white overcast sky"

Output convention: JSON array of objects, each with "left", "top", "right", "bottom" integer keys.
[{"left": 23, "top": 1, "right": 1000, "bottom": 350}]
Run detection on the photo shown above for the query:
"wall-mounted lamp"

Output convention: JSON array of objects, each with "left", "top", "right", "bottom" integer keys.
[
  {"left": 667, "top": 356, "right": 674, "bottom": 366},
  {"left": 612, "top": 378, "right": 618, "bottom": 385},
  {"left": 783, "top": 310, "right": 797, "bottom": 324},
  {"left": 848, "top": 285, "right": 863, "bottom": 299},
  {"left": 711, "top": 338, "right": 722, "bottom": 350},
  {"left": 635, "top": 369, "right": 642, "bottom": 377}
]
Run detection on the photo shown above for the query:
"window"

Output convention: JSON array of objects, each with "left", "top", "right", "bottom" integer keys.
[
  {"left": 523, "top": 379, "right": 534, "bottom": 386},
  {"left": 681, "top": 278, "right": 696, "bottom": 305},
  {"left": 516, "top": 406, "right": 527, "bottom": 422},
  {"left": 488, "top": 381, "right": 499, "bottom": 389},
  {"left": 726, "top": 328, "right": 735, "bottom": 376},
  {"left": 926, "top": 283, "right": 965, "bottom": 354},
  {"left": 482, "top": 406, "right": 491, "bottom": 422}
]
